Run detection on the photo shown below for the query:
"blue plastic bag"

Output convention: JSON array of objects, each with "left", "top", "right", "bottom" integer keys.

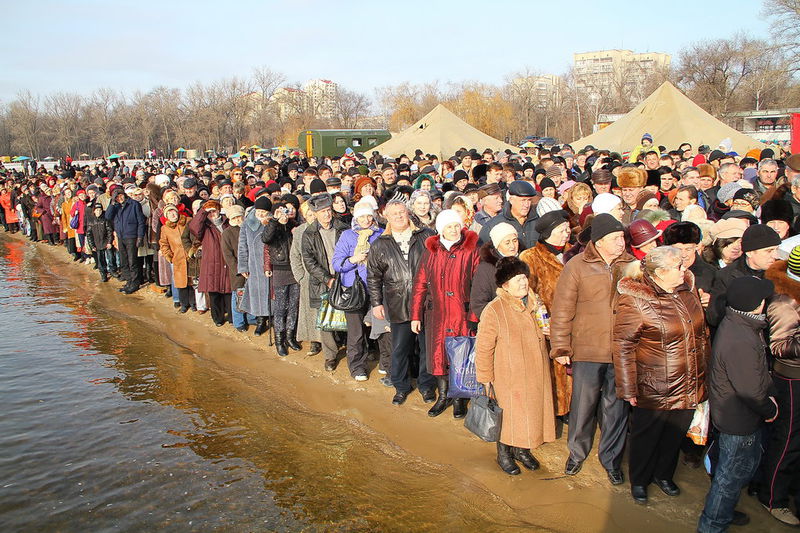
[{"left": 445, "top": 336, "right": 481, "bottom": 398}]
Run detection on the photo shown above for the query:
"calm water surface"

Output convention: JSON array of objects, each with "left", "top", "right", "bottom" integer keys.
[{"left": 0, "top": 237, "right": 533, "bottom": 532}]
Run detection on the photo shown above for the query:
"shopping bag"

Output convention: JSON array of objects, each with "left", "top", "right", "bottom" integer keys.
[
  {"left": 69, "top": 212, "right": 80, "bottom": 229},
  {"left": 463, "top": 384, "right": 503, "bottom": 442},
  {"left": 316, "top": 292, "right": 348, "bottom": 332},
  {"left": 687, "top": 400, "right": 710, "bottom": 446},
  {"left": 445, "top": 336, "right": 481, "bottom": 398}
]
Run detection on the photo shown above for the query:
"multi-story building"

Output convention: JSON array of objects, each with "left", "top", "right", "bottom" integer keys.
[
  {"left": 302, "top": 79, "right": 338, "bottom": 119},
  {"left": 510, "top": 74, "right": 562, "bottom": 109},
  {"left": 574, "top": 50, "right": 671, "bottom": 105}
]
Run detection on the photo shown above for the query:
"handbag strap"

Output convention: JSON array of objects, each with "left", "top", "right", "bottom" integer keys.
[{"left": 485, "top": 383, "right": 496, "bottom": 400}]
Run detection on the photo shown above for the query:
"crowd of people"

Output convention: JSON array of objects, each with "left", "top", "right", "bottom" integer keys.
[{"left": 1, "top": 135, "right": 799, "bottom": 532}]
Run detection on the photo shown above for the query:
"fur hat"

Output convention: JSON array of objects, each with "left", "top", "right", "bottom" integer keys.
[
  {"left": 617, "top": 166, "right": 646, "bottom": 188},
  {"left": 309, "top": 193, "right": 332, "bottom": 212},
  {"left": 761, "top": 199, "right": 794, "bottom": 226},
  {"left": 354, "top": 176, "right": 376, "bottom": 196},
  {"left": 662, "top": 221, "right": 702, "bottom": 245},
  {"left": 494, "top": 256, "right": 530, "bottom": 287}
]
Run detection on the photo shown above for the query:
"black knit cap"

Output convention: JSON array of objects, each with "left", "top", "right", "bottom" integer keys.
[
  {"left": 741, "top": 224, "right": 781, "bottom": 253},
  {"left": 308, "top": 179, "right": 326, "bottom": 195},
  {"left": 254, "top": 195, "right": 272, "bottom": 212},
  {"left": 590, "top": 213, "right": 625, "bottom": 243},
  {"left": 726, "top": 276, "right": 774, "bottom": 313}
]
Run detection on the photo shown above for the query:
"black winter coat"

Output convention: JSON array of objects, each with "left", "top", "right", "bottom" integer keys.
[
  {"left": 709, "top": 309, "right": 777, "bottom": 435},
  {"left": 86, "top": 216, "right": 114, "bottom": 250},
  {"left": 689, "top": 254, "right": 716, "bottom": 294},
  {"left": 707, "top": 255, "right": 764, "bottom": 327},
  {"left": 301, "top": 219, "right": 347, "bottom": 308},
  {"left": 262, "top": 218, "right": 296, "bottom": 271},
  {"left": 367, "top": 225, "right": 434, "bottom": 323},
  {"left": 469, "top": 243, "right": 502, "bottom": 320}
]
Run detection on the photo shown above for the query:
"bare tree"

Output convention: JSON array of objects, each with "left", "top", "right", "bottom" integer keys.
[
  {"left": 45, "top": 92, "right": 84, "bottom": 156},
  {"left": 763, "top": 0, "right": 800, "bottom": 68},
  {"left": 8, "top": 90, "right": 42, "bottom": 158},
  {"left": 333, "top": 88, "right": 371, "bottom": 129}
]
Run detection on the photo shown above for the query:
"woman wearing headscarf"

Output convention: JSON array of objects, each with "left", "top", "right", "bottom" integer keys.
[
  {"left": 476, "top": 256, "right": 556, "bottom": 475},
  {"left": 519, "top": 209, "right": 573, "bottom": 420},
  {"left": 189, "top": 199, "right": 231, "bottom": 326},
  {"left": 332, "top": 200, "right": 384, "bottom": 380},
  {"left": 289, "top": 201, "right": 322, "bottom": 355},
  {"left": 470, "top": 222, "right": 519, "bottom": 321},
  {"left": 411, "top": 209, "right": 480, "bottom": 418},
  {"left": 159, "top": 204, "right": 194, "bottom": 313},
  {"left": 613, "top": 246, "right": 709, "bottom": 504},
  {"left": 408, "top": 189, "right": 439, "bottom": 231},
  {"left": 262, "top": 201, "right": 301, "bottom": 356},
  {"left": 238, "top": 194, "right": 274, "bottom": 336}
]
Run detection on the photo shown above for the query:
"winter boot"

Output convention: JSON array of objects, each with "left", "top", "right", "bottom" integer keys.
[
  {"left": 512, "top": 447, "right": 540, "bottom": 470},
  {"left": 497, "top": 442, "right": 521, "bottom": 475},
  {"left": 286, "top": 329, "right": 302, "bottom": 351},
  {"left": 307, "top": 342, "right": 322, "bottom": 355},
  {"left": 254, "top": 317, "right": 268, "bottom": 336},
  {"left": 427, "top": 377, "right": 453, "bottom": 417},
  {"left": 453, "top": 398, "right": 469, "bottom": 419},
  {"left": 275, "top": 331, "right": 289, "bottom": 357}
]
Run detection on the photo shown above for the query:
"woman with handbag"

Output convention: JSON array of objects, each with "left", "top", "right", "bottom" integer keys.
[
  {"left": 59, "top": 187, "right": 79, "bottom": 261},
  {"left": 332, "top": 200, "right": 383, "bottom": 381},
  {"left": 613, "top": 246, "right": 709, "bottom": 504},
  {"left": 475, "top": 256, "right": 556, "bottom": 475}
]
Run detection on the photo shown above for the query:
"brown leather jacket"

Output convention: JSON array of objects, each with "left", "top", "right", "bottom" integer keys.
[
  {"left": 765, "top": 261, "right": 800, "bottom": 378},
  {"left": 550, "top": 241, "right": 635, "bottom": 363},
  {"left": 612, "top": 271, "right": 710, "bottom": 410}
]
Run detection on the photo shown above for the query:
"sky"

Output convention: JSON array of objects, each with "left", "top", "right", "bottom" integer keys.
[{"left": 0, "top": 0, "right": 773, "bottom": 104}]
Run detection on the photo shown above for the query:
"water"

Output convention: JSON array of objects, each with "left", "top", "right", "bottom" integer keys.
[{"left": 0, "top": 237, "right": 538, "bottom": 532}]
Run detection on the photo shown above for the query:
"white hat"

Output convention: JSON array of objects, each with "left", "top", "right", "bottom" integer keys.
[
  {"left": 536, "top": 197, "right": 562, "bottom": 217},
  {"left": 352, "top": 201, "right": 374, "bottom": 219},
  {"left": 489, "top": 222, "right": 517, "bottom": 248},
  {"left": 435, "top": 209, "right": 463, "bottom": 234},
  {"left": 591, "top": 192, "right": 621, "bottom": 214},
  {"left": 154, "top": 174, "right": 170, "bottom": 187}
]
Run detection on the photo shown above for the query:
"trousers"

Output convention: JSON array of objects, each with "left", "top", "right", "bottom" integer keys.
[
  {"left": 390, "top": 322, "right": 436, "bottom": 395},
  {"left": 759, "top": 374, "right": 800, "bottom": 510},
  {"left": 567, "top": 361, "right": 629, "bottom": 470},
  {"left": 272, "top": 283, "right": 300, "bottom": 334},
  {"left": 628, "top": 407, "right": 693, "bottom": 486}
]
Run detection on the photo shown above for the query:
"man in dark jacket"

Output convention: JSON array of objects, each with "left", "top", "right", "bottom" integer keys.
[
  {"left": 105, "top": 187, "right": 146, "bottom": 293},
  {"left": 86, "top": 204, "right": 114, "bottom": 282},
  {"left": 698, "top": 277, "right": 779, "bottom": 532},
  {"left": 479, "top": 181, "right": 540, "bottom": 251},
  {"left": 368, "top": 199, "right": 436, "bottom": 405},
  {"left": 662, "top": 222, "right": 715, "bottom": 305},
  {"left": 301, "top": 193, "right": 347, "bottom": 371},
  {"left": 707, "top": 224, "right": 781, "bottom": 326}
]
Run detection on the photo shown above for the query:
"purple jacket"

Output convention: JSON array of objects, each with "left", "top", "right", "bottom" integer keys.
[{"left": 332, "top": 226, "right": 383, "bottom": 287}]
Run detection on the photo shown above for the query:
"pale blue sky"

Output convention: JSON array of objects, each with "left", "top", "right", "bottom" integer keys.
[{"left": 0, "top": 0, "right": 772, "bottom": 103}]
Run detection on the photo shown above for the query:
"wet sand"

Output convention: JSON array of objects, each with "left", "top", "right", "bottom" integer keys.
[{"left": 12, "top": 233, "right": 784, "bottom": 533}]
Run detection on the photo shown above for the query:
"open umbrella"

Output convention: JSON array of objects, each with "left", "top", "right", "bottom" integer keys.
[
  {"left": 12, "top": 156, "right": 31, "bottom": 161},
  {"left": 249, "top": 144, "right": 261, "bottom": 150},
  {"left": 108, "top": 154, "right": 120, "bottom": 159},
  {"left": 174, "top": 147, "right": 187, "bottom": 153},
  {"left": 521, "top": 141, "right": 536, "bottom": 148}
]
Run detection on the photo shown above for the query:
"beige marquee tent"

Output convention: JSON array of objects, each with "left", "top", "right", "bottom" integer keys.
[
  {"left": 572, "top": 82, "right": 764, "bottom": 154},
  {"left": 371, "top": 104, "right": 520, "bottom": 159}
]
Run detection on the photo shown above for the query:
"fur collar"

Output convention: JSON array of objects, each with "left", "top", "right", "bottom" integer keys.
[
  {"left": 766, "top": 260, "right": 800, "bottom": 302},
  {"left": 424, "top": 228, "right": 478, "bottom": 253},
  {"left": 479, "top": 242, "right": 500, "bottom": 265},
  {"left": 617, "top": 270, "right": 695, "bottom": 299}
]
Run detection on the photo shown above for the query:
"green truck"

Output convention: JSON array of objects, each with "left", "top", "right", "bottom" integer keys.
[{"left": 298, "top": 129, "right": 391, "bottom": 158}]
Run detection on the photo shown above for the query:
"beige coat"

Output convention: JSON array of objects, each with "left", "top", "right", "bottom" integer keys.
[
  {"left": 476, "top": 288, "right": 556, "bottom": 449},
  {"left": 159, "top": 215, "right": 190, "bottom": 288}
]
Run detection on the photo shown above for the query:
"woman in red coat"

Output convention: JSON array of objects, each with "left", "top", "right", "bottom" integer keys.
[
  {"left": 189, "top": 200, "right": 232, "bottom": 327},
  {"left": 0, "top": 185, "right": 19, "bottom": 232},
  {"left": 411, "top": 209, "right": 480, "bottom": 418}
]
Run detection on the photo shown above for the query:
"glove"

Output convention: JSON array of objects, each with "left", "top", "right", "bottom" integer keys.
[
  {"left": 467, "top": 320, "right": 479, "bottom": 333},
  {"left": 136, "top": 237, "right": 144, "bottom": 248}
]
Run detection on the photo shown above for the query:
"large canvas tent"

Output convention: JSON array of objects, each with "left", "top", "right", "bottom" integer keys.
[
  {"left": 370, "top": 104, "right": 520, "bottom": 159},
  {"left": 572, "top": 82, "right": 764, "bottom": 154}
]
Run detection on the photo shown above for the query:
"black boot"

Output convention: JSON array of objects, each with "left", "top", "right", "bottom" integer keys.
[
  {"left": 286, "top": 330, "right": 301, "bottom": 351},
  {"left": 497, "top": 442, "right": 521, "bottom": 475},
  {"left": 275, "top": 331, "right": 288, "bottom": 357},
  {"left": 254, "top": 317, "right": 267, "bottom": 336},
  {"left": 453, "top": 398, "right": 468, "bottom": 419},
  {"left": 307, "top": 342, "right": 322, "bottom": 355},
  {"left": 512, "top": 447, "right": 540, "bottom": 470},
  {"left": 427, "top": 377, "right": 453, "bottom": 417}
]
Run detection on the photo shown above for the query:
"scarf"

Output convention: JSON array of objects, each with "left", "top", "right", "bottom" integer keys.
[{"left": 352, "top": 220, "right": 378, "bottom": 265}]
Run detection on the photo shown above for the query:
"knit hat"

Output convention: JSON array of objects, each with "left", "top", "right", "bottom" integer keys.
[
  {"left": 591, "top": 192, "right": 621, "bottom": 214},
  {"left": 352, "top": 201, "right": 374, "bottom": 219},
  {"left": 494, "top": 256, "right": 530, "bottom": 288},
  {"left": 535, "top": 210, "right": 569, "bottom": 241},
  {"left": 435, "top": 209, "right": 463, "bottom": 234},
  {"left": 717, "top": 182, "right": 741, "bottom": 204},
  {"left": 354, "top": 176, "right": 376, "bottom": 195},
  {"left": 628, "top": 219, "right": 661, "bottom": 248},
  {"left": 452, "top": 169, "right": 469, "bottom": 184},
  {"left": 545, "top": 166, "right": 562, "bottom": 179},
  {"left": 741, "top": 224, "right": 781, "bottom": 252},
  {"left": 539, "top": 177, "right": 556, "bottom": 191},
  {"left": 254, "top": 195, "right": 273, "bottom": 212},
  {"left": 536, "top": 197, "right": 562, "bottom": 217},
  {"left": 662, "top": 221, "right": 702, "bottom": 245},
  {"left": 761, "top": 199, "right": 794, "bottom": 226},
  {"left": 788, "top": 245, "right": 800, "bottom": 282},
  {"left": 726, "top": 276, "right": 774, "bottom": 313},
  {"left": 308, "top": 179, "right": 326, "bottom": 195},
  {"left": 591, "top": 213, "right": 625, "bottom": 243},
  {"left": 641, "top": 133, "right": 653, "bottom": 142},
  {"left": 710, "top": 218, "right": 748, "bottom": 241},
  {"left": 489, "top": 222, "right": 517, "bottom": 248},
  {"left": 635, "top": 190, "right": 658, "bottom": 211},
  {"left": 163, "top": 204, "right": 179, "bottom": 216}
]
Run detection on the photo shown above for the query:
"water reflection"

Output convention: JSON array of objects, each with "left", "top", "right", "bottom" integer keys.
[{"left": 0, "top": 238, "right": 544, "bottom": 532}]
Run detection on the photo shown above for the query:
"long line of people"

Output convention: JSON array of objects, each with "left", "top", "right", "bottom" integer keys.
[{"left": 1, "top": 139, "right": 799, "bottom": 531}]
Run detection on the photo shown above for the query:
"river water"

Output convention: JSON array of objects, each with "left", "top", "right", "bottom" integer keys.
[{"left": 0, "top": 237, "right": 544, "bottom": 532}]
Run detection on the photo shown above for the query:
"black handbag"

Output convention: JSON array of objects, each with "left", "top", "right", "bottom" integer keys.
[
  {"left": 329, "top": 271, "right": 367, "bottom": 312},
  {"left": 463, "top": 384, "right": 503, "bottom": 442}
]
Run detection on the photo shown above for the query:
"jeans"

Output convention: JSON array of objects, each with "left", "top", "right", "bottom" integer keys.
[
  {"left": 698, "top": 431, "right": 763, "bottom": 533},
  {"left": 231, "top": 290, "right": 256, "bottom": 328},
  {"left": 390, "top": 321, "right": 436, "bottom": 395},
  {"left": 170, "top": 265, "right": 180, "bottom": 304},
  {"left": 106, "top": 247, "right": 119, "bottom": 273}
]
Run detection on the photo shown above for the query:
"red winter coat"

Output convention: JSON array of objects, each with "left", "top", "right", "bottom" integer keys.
[
  {"left": 0, "top": 191, "right": 18, "bottom": 224},
  {"left": 411, "top": 229, "right": 480, "bottom": 376},
  {"left": 189, "top": 209, "right": 232, "bottom": 294},
  {"left": 70, "top": 199, "right": 86, "bottom": 235}
]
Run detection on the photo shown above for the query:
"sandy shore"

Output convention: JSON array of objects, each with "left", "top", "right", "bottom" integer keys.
[{"left": 13, "top": 233, "right": 783, "bottom": 533}]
